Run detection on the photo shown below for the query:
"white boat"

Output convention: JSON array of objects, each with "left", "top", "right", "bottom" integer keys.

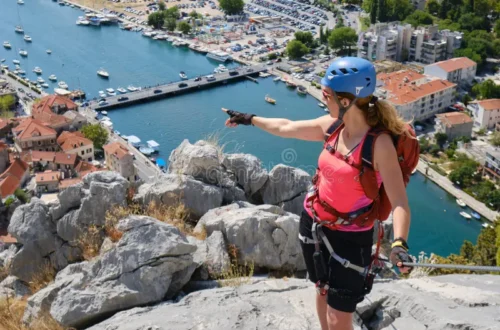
[
  {"left": 117, "top": 87, "right": 127, "bottom": 94},
  {"left": 15, "top": 26, "right": 24, "bottom": 33},
  {"left": 97, "top": 69, "right": 109, "bottom": 78},
  {"left": 147, "top": 140, "right": 160, "bottom": 151},
  {"left": 58, "top": 81, "right": 68, "bottom": 89},
  {"left": 456, "top": 199, "right": 466, "bottom": 208},
  {"left": 101, "top": 110, "right": 108, "bottom": 115},
  {"left": 179, "top": 71, "right": 188, "bottom": 80},
  {"left": 36, "top": 84, "right": 42, "bottom": 89},
  {"left": 460, "top": 211, "right": 471, "bottom": 219},
  {"left": 101, "top": 120, "right": 113, "bottom": 129},
  {"left": 23, "top": 35, "right": 32, "bottom": 42},
  {"left": 98, "top": 91, "right": 106, "bottom": 98},
  {"left": 127, "top": 135, "right": 141, "bottom": 147},
  {"left": 46, "top": 49, "right": 52, "bottom": 54},
  {"left": 77, "top": 19, "right": 90, "bottom": 26},
  {"left": 19, "top": 50, "right": 28, "bottom": 57},
  {"left": 13, "top": 59, "right": 20, "bottom": 65},
  {"left": 206, "top": 50, "right": 232, "bottom": 62},
  {"left": 33, "top": 66, "right": 42, "bottom": 74},
  {"left": 48, "top": 74, "right": 57, "bottom": 81},
  {"left": 17, "top": 69, "right": 25, "bottom": 75},
  {"left": 139, "top": 146, "right": 155, "bottom": 156},
  {"left": 106, "top": 88, "right": 116, "bottom": 96},
  {"left": 273, "top": 77, "right": 281, "bottom": 82},
  {"left": 54, "top": 88, "right": 71, "bottom": 96},
  {"left": 482, "top": 223, "right": 492, "bottom": 228},
  {"left": 0, "top": 59, "right": 4, "bottom": 62},
  {"left": 318, "top": 103, "right": 325, "bottom": 108},
  {"left": 37, "top": 77, "right": 45, "bottom": 83},
  {"left": 0, "top": 65, "right": 8, "bottom": 70},
  {"left": 18, "top": 0, "right": 24, "bottom": 4},
  {"left": 3, "top": 41, "right": 12, "bottom": 49},
  {"left": 41, "top": 83, "right": 49, "bottom": 88},
  {"left": 127, "top": 85, "right": 138, "bottom": 92}
]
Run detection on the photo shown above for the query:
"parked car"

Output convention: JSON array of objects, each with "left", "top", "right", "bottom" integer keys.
[
  {"left": 178, "top": 82, "right": 188, "bottom": 88},
  {"left": 194, "top": 76, "right": 202, "bottom": 82},
  {"left": 98, "top": 101, "right": 108, "bottom": 106},
  {"left": 229, "top": 70, "right": 239, "bottom": 76},
  {"left": 153, "top": 89, "right": 162, "bottom": 94},
  {"left": 118, "top": 96, "right": 129, "bottom": 102},
  {"left": 206, "top": 75, "right": 216, "bottom": 82}
]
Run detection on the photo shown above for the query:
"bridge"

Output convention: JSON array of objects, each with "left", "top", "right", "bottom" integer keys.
[{"left": 90, "top": 64, "right": 269, "bottom": 111}]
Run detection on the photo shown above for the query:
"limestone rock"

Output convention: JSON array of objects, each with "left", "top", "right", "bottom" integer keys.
[
  {"left": 260, "top": 165, "right": 311, "bottom": 205},
  {"left": 56, "top": 181, "right": 85, "bottom": 217},
  {"left": 281, "top": 192, "right": 306, "bottom": 216},
  {"left": 0, "top": 275, "right": 31, "bottom": 298},
  {"left": 0, "top": 244, "right": 17, "bottom": 268},
  {"left": 222, "top": 153, "right": 269, "bottom": 197},
  {"left": 134, "top": 174, "right": 224, "bottom": 219},
  {"left": 187, "top": 231, "right": 230, "bottom": 280},
  {"left": 9, "top": 243, "right": 48, "bottom": 283},
  {"left": 196, "top": 203, "right": 305, "bottom": 271}
]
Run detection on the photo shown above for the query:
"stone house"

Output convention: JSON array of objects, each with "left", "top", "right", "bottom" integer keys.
[
  {"left": 35, "top": 170, "right": 61, "bottom": 194},
  {"left": 12, "top": 118, "right": 58, "bottom": 152},
  {"left": 434, "top": 112, "right": 473, "bottom": 140},
  {"left": 57, "top": 131, "right": 94, "bottom": 162},
  {"left": 103, "top": 142, "right": 137, "bottom": 182}
]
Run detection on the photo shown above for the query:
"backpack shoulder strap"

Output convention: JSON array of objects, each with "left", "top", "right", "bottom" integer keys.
[
  {"left": 360, "top": 127, "right": 391, "bottom": 170},
  {"left": 324, "top": 119, "right": 344, "bottom": 142}
]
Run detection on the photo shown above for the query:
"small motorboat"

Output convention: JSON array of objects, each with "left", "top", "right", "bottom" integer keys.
[
  {"left": 1, "top": 64, "right": 9, "bottom": 70},
  {"left": 286, "top": 80, "right": 297, "bottom": 88},
  {"left": 179, "top": 71, "right": 188, "bottom": 80},
  {"left": 97, "top": 68, "right": 109, "bottom": 78},
  {"left": 15, "top": 26, "right": 24, "bottom": 33},
  {"left": 482, "top": 223, "right": 492, "bottom": 228},
  {"left": 19, "top": 49, "right": 28, "bottom": 57},
  {"left": 17, "top": 69, "right": 25, "bottom": 75},
  {"left": 297, "top": 86, "right": 307, "bottom": 95},
  {"left": 33, "top": 66, "right": 42, "bottom": 74},
  {"left": 37, "top": 77, "right": 45, "bottom": 83},
  {"left": 127, "top": 85, "right": 138, "bottom": 92},
  {"left": 12, "top": 59, "right": 20, "bottom": 65},
  {"left": 106, "top": 88, "right": 116, "bottom": 96},
  {"left": 460, "top": 211, "right": 472, "bottom": 219},
  {"left": 17, "top": 0, "right": 24, "bottom": 4},
  {"left": 273, "top": 76, "right": 281, "bottom": 82},
  {"left": 0, "top": 59, "right": 4, "bottom": 63},
  {"left": 117, "top": 87, "right": 127, "bottom": 94},
  {"left": 46, "top": 49, "right": 52, "bottom": 54},
  {"left": 98, "top": 91, "right": 106, "bottom": 98},
  {"left": 471, "top": 212, "right": 481, "bottom": 220},
  {"left": 101, "top": 110, "right": 108, "bottom": 115},
  {"left": 411, "top": 168, "right": 417, "bottom": 175},
  {"left": 265, "top": 94, "right": 276, "bottom": 105},
  {"left": 139, "top": 146, "right": 155, "bottom": 156},
  {"left": 23, "top": 35, "right": 32, "bottom": 42},
  {"left": 3, "top": 41, "right": 12, "bottom": 49},
  {"left": 456, "top": 199, "right": 466, "bottom": 208},
  {"left": 58, "top": 81, "right": 68, "bottom": 89},
  {"left": 41, "top": 83, "right": 49, "bottom": 88},
  {"left": 318, "top": 103, "right": 325, "bottom": 108},
  {"left": 48, "top": 74, "right": 57, "bottom": 81}
]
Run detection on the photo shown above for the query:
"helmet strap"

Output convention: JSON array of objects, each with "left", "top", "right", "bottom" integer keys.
[{"left": 331, "top": 91, "right": 357, "bottom": 121}]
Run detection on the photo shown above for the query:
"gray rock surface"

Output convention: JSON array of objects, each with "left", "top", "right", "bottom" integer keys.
[
  {"left": 187, "top": 231, "right": 230, "bottom": 280},
  {"left": 25, "top": 216, "right": 197, "bottom": 329},
  {"left": 282, "top": 192, "right": 307, "bottom": 216},
  {"left": 260, "top": 165, "right": 311, "bottom": 206},
  {"left": 195, "top": 203, "right": 305, "bottom": 271},
  {"left": 90, "top": 275, "right": 500, "bottom": 330},
  {"left": 0, "top": 275, "right": 31, "bottom": 298},
  {"left": 134, "top": 174, "right": 224, "bottom": 219},
  {"left": 0, "top": 244, "right": 17, "bottom": 268},
  {"left": 222, "top": 153, "right": 269, "bottom": 198}
]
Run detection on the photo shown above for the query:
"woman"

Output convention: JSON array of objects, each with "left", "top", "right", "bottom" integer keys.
[{"left": 223, "top": 57, "right": 412, "bottom": 330}]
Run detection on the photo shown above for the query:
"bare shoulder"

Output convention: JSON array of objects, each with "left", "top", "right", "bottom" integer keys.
[{"left": 314, "top": 115, "right": 337, "bottom": 134}]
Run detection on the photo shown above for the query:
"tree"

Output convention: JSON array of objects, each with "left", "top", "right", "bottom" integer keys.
[
  {"left": 495, "top": 19, "right": 500, "bottom": 36},
  {"left": 324, "top": 44, "right": 330, "bottom": 55},
  {"left": 165, "top": 6, "right": 179, "bottom": 19},
  {"left": 387, "top": 0, "right": 413, "bottom": 21},
  {"left": 438, "top": 0, "right": 451, "bottom": 19},
  {"left": 438, "top": 18, "right": 461, "bottom": 31},
  {"left": 435, "top": 132, "right": 448, "bottom": 148},
  {"left": 218, "top": 0, "right": 244, "bottom": 15},
  {"left": 370, "top": 0, "right": 378, "bottom": 24},
  {"left": 286, "top": 40, "right": 309, "bottom": 60},
  {"left": 377, "top": 0, "right": 387, "bottom": 22},
  {"left": 426, "top": 0, "right": 440, "bottom": 14},
  {"left": 459, "top": 13, "right": 489, "bottom": 31},
  {"left": 14, "top": 188, "right": 29, "bottom": 204},
  {"left": 491, "top": 132, "right": 500, "bottom": 146},
  {"left": 294, "top": 31, "right": 314, "bottom": 47},
  {"left": 472, "top": 79, "right": 500, "bottom": 99},
  {"left": 404, "top": 10, "right": 434, "bottom": 27},
  {"left": 189, "top": 10, "right": 200, "bottom": 19},
  {"left": 164, "top": 17, "right": 177, "bottom": 32},
  {"left": 0, "top": 95, "right": 15, "bottom": 112},
  {"left": 460, "top": 240, "right": 475, "bottom": 260},
  {"left": 148, "top": 12, "right": 165, "bottom": 29},
  {"left": 177, "top": 21, "right": 192, "bottom": 34},
  {"left": 448, "top": 162, "right": 477, "bottom": 187},
  {"left": 328, "top": 27, "right": 357, "bottom": 56},
  {"left": 462, "top": 94, "right": 472, "bottom": 106},
  {"left": 472, "top": 226, "right": 497, "bottom": 266},
  {"left": 454, "top": 48, "right": 482, "bottom": 67},
  {"left": 81, "top": 124, "right": 109, "bottom": 150},
  {"left": 158, "top": 0, "right": 166, "bottom": 11}
]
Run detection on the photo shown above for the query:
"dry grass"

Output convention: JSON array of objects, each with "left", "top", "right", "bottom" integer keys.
[
  {"left": 0, "top": 266, "right": 8, "bottom": 283},
  {"left": 211, "top": 244, "right": 255, "bottom": 287},
  {"left": 28, "top": 262, "right": 56, "bottom": 295},
  {"left": 77, "top": 225, "right": 103, "bottom": 261},
  {"left": 0, "top": 296, "right": 68, "bottom": 330}
]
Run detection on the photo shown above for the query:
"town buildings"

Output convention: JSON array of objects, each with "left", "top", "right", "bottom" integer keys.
[
  {"left": 483, "top": 147, "right": 500, "bottom": 182},
  {"left": 467, "top": 99, "right": 500, "bottom": 130},
  {"left": 103, "top": 142, "right": 137, "bottom": 182},
  {"left": 424, "top": 57, "right": 477, "bottom": 87},
  {"left": 12, "top": 118, "right": 58, "bottom": 152},
  {"left": 435, "top": 112, "right": 473, "bottom": 140},
  {"left": 57, "top": 131, "right": 94, "bottom": 162}
]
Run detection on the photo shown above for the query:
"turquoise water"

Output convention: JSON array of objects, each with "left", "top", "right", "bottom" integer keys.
[{"left": 0, "top": 0, "right": 482, "bottom": 257}]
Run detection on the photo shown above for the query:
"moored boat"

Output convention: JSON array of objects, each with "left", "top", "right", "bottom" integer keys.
[
  {"left": 273, "top": 77, "right": 281, "bottom": 82},
  {"left": 97, "top": 68, "right": 109, "bottom": 78},
  {"left": 127, "top": 85, "right": 138, "bottom": 92},
  {"left": 147, "top": 140, "right": 160, "bottom": 151},
  {"left": 297, "top": 86, "right": 307, "bottom": 95},
  {"left": 46, "top": 49, "right": 52, "bottom": 54},
  {"left": 15, "top": 26, "right": 24, "bottom": 34},
  {"left": 3, "top": 41, "right": 12, "bottom": 49},
  {"left": 106, "top": 88, "right": 116, "bottom": 96},
  {"left": 471, "top": 212, "right": 481, "bottom": 220},
  {"left": 98, "top": 91, "right": 106, "bottom": 98},
  {"left": 459, "top": 211, "right": 471, "bottom": 219},
  {"left": 33, "top": 66, "right": 42, "bottom": 74},
  {"left": 23, "top": 35, "right": 32, "bottom": 42},
  {"left": 48, "top": 74, "right": 57, "bottom": 81},
  {"left": 456, "top": 199, "right": 466, "bottom": 208},
  {"left": 206, "top": 50, "right": 232, "bottom": 62},
  {"left": 265, "top": 94, "right": 276, "bottom": 104},
  {"left": 318, "top": 102, "right": 325, "bottom": 108},
  {"left": 117, "top": 87, "right": 127, "bottom": 94},
  {"left": 58, "top": 81, "right": 68, "bottom": 89},
  {"left": 179, "top": 71, "right": 188, "bottom": 80},
  {"left": 139, "top": 146, "right": 155, "bottom": 156},
  {"left": 13, "top": 59, "right": 20, "bottom": 65},
  {"left": 19, "top": 50, "right": 28, "bottom": 57},
  {"left": 17, "top": 0, "right": 24, "bottom": 5},
  {"left": 286, "top": 80, "right": 297, "bottom": 88}
]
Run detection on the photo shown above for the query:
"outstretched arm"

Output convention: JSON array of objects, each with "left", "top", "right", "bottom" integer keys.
[{"left": 222, "top": 108, "right": 335, "bottom": 142}]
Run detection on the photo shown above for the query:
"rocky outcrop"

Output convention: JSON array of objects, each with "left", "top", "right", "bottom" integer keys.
[
  {"left": 187, "top": 231, "right": 230, "bottom": 280},
  {"left": 195, "top": 203, "right": 305, "bottom": 271},
  {"left": 89, "top": 275, "right": 500, "bottom": 330},
  {"left": 0, "top": 275, "right": 31, "bottom": 298},
  {"left": 222, "top": 153, "right": 269, "bottom": 200},
  {"left": 24, "top": 216, "right": 196, "bottom": 329}
]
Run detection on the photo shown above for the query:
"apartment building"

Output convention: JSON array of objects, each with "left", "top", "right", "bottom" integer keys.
[
  {"left": 376, "top": 69, "right": 457, "bottom": 120},
  {"left": 424, "top": 57, "right": 477, "bottom": 87},
  {"left": 467, "top": 99, "right": 500, "bottom": 129},
  {"left": 483, "top": 147, "right": 500, "bottom": 181},
  {"left": 103, "top": 142, "right": 137, "bottom": 182},
  {"left": 409, "top": 26, "right": 463, "bottom": 65},
  {"left": 12, "top": 118, "right": 58, "bottom": 152}
]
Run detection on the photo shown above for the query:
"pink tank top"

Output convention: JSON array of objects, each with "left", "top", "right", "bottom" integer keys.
[{"left": 303, "top": 130, "right": 382, "bottom": 232}]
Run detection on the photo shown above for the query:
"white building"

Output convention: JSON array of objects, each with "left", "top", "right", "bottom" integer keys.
[
  {"left": 468, "top": 99, "right": 500, "bottom": 129},
  {"left": 57, "top": 131, "right": 94, "bottom": 162},
  {"left": 408, "top": 26, "right": 463, "bottom": 64},
  {"left": 424, "top": 57, "right": 477, "bottom": 87},
  {"left": 376, "top": 69, "right": 457, "bottom": 120}
]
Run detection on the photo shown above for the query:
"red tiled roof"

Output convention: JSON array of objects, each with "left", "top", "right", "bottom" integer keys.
[
  {"left": 12, "top": 117, "right": 57, "bottom": 140},
  {"left": 0, "top": 175, "right": 20, "bottom": 197},
  {"left": 0, "top": 234, "right": 17, "bottom": 244},
  {"left": 54, "top": 152, "right": 77, "bottom": 166},
  {"left": 475, "top": 99, "right": 500, "bottom": 111},
  {"left": 59, "top": 178, "right": 82, "bottom": 190},
  {"left": 434, "top": 57, "right": 477, "bottom": 73},
  {"left": 387, "top": 79, "right": 457, "bottom": 105},
  {"left": 377, "top": 70, "right": 425, "bottom": 92},
  {"left": 35, "top": 170, "right": 60, "bottom": 184},
  {"left": 32, "top": 94, "right": 77, "bottom": 114},
  {"left": 0, "top": 141, "right": 8, "bottom": 152},
  {"left": 32, "top": 111, "right": 71, "bottom": 128},
  {"left": 75, "top": 160, "right": 98, "bottom": 175},
  {"left": 103, "top": 142, "right": 130, "bottom": 160},
  {"left": 0, "top": 119, "right": 8, "bottom": 130},
  {"left": 436, "top": 112, "right": 473, "bottom": 127},
  {"left": 57, "top": 131, "right": 92, "bottom": 152},
  {"left": 4, "top": 159, "right": 29, "bottom": 181},
  {"left": 31, "top": 151, "right": 56, "bottom": 162},
  {"left": 10, "top": 151, "right": 32, "bottom": 164}
]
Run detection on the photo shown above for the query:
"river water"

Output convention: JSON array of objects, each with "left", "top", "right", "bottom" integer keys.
[{"left": 0, "top": 0, "right": 482, "bottom": 257}]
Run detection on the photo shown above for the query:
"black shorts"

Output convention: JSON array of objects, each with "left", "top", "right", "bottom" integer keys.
[{"left": 299, "top": 210, "right": 373, "bottom": 313}]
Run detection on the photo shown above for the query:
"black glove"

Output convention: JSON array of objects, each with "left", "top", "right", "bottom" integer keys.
[
  {"left": 390, "top": 239, "right": 413, "bottom": 273},
  {"left": 225, "top": 109, "right": 255, "bottom": 126}
]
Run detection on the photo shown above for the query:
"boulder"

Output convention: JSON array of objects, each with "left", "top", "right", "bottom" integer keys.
[
  {"left": 187, "top": 231, "right": 230, "bottom": 280},
  {"left": 8, "top": 244, "right": 47, "bottom": 283},
  {"left": 281, "top": 192, "right": 307, "bottom": 216},
  {"left": 222, "top": 153, "right": 268, "bottom": 198},
  {"left": 0, "top": 276, "right": 31, "bottom": 298},
  {"left": 134, "top": 174, "right": 224, "bottom": 219},
  {"left": 56, "top": 181, "right": 85, "bottom": 217},
  {"left": 0, "top": 244, "right": 17, "bottom": 268},
  {"left": 260, "top": 165, "right": 311, "bottom": 205},
  {"left": 195, "top": 203, "right": 305, "bottom": 271},
  {"left": 27, "top": 216, "right": 197, "bottom": 329}
]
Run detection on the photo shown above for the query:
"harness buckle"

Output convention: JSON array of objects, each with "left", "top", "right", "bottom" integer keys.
[
  {"left": 342, "top": 259, "right": 351, "bottom": 268},
  {"left": 315, "top": 281, "right": 329, "bottom": 296}
]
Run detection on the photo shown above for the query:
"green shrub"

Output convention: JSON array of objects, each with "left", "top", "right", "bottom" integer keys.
[
  {"left": 14, "top": 189, "right": 29, "bottom": 204},
  {"left": 4, "top": 196, "right": 15, "bottom": 207}
]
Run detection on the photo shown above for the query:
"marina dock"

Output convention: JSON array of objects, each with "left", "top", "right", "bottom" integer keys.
[{"left": 91, "top": 65, "right": 268, "bottom": 110}]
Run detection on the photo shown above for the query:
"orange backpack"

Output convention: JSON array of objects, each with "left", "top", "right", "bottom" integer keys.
[{"left": 317, "top": 120, "right": 420, "bottom": 227}]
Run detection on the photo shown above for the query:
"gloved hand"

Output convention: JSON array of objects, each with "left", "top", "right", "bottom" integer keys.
[
  {"left": 390, "top": 239, "right": 413, "bottom": 274},
  {"left": 222, "top": 108, "right": 255, "bottom": 126}
]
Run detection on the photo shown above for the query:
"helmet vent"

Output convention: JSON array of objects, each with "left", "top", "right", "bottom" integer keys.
[
  {"left": 339, "top": 68, "right": 349, "bottom": 74},
  {"left": 351, "top": 68, "right": 358, "bottom": 73},
  {"left": 330, "top": 70, "right": 338, "bottom": 76}
]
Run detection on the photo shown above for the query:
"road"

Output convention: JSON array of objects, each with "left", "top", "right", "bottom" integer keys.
[{"left": 0, "top": 70, "right": 44, "bottom": 115}]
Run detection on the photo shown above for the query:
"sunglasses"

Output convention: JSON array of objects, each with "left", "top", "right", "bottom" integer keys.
[{"left": 322, "top": 90, "right": 331, "bottom": 99}]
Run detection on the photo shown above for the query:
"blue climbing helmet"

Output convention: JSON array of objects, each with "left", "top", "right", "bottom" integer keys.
[{"left": 320, "top": 57, "right": 376, "bottom": 98}]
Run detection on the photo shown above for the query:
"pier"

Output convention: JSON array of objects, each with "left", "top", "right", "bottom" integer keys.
[{"left": 91, "top": 65, "right": 268, "bottom": 111}]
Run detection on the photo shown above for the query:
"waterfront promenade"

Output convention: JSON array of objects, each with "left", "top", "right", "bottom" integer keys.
[{"left": 416, "top": 159, "right": 499, "bottom": 222}]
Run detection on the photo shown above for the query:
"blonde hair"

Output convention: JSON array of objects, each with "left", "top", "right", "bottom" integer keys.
[{"left": 336, "top": 92, "right": 412, "bottom": 136}]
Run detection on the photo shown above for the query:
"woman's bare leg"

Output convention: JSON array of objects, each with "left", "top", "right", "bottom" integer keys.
[
  {"left": 326, "top": 305, "right": 354, "bottom": 330},
  {"left": 316, "top": 293, "right": 329, "bottom": 330}
]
